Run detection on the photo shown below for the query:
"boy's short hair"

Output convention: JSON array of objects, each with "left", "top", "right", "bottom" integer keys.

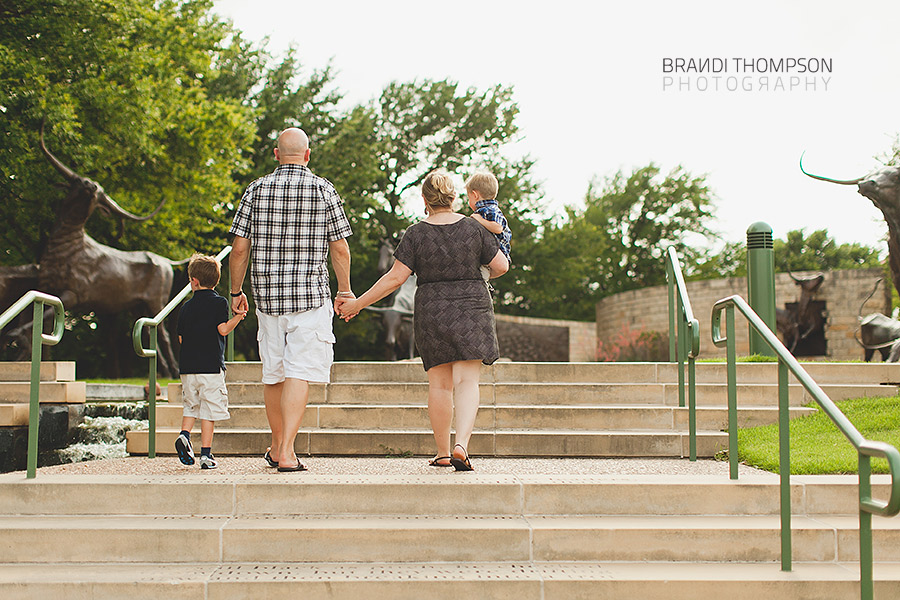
[
  {"left": 188, "top": 254, "right": 221, "bottom": 289},
  {"left": 465, "top": 170, "right": 499, "bottom": 200}
]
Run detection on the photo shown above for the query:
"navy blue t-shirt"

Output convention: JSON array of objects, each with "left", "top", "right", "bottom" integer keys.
[{"left": 176, "top": 289, "right": 229, "bottom": 374}]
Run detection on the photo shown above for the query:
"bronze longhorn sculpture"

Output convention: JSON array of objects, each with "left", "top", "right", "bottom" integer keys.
[
  {"left": 800, "top": 154, "right": 900, "bottom": 295},
  {"left": 775, "top": 271, "right": 826, "bottom": 354},
  {"left": 28, "top": 125, "right": 181, "bottom": 377}
]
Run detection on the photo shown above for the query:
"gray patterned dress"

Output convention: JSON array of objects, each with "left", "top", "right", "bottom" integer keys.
[{"left": 392, "top": 217, "right": 501, "bottom": 371}]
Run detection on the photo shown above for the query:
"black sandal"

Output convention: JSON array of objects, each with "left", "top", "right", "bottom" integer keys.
[
  {"left": 276, "top": 455, "right": 307, "bottom": 472},
  {"left": 264, "top": 449, "right": 278, "bottom": 468},
  {"left": 428, "top": 456, "right": 453, "bottom": 467},
  {"left": 449, "top": 444, "right": 474, "bottom": 472}
]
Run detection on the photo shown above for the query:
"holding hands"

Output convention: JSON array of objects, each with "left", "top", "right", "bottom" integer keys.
[{"left": 334, "top": 292, "right": 360, "bottom": 321}]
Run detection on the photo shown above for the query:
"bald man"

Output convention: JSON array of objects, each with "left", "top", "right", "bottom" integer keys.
[{"left": 229, "top": 127, "right": 353, "bottom": 472}]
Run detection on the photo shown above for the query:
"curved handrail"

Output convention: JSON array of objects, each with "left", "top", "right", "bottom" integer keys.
[
  {"left": 131, "top": 245, "right": 232, "bottom": 457},
  {"left": 665, "top": 247, "right": 700, "bottom": 460},
  {"left": 0, "top": 290, "right": 65, "bottom": 479},
  {"left": 712, "top": 293, "right": 899, "bottom": 600},
  {"left": 0, "top": 291, "right": 65, "bottom": 343},
  {"left": 666, "top": 247, "right": 700, "bottom": 358}
]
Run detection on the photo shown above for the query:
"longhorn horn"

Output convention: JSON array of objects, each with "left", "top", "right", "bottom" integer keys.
[
  {"left": 39, "top": 120, "right": 78, "bottom": 181},
  {"left": 799, "top": 151, "right": 864, "bottom": 185},
  {"left": 99, "top": 190, "right": 166, "bottom": 222}
]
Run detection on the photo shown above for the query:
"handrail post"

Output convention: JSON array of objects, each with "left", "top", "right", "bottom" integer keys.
[
  {"left": 859, "top": 454, "right": 874, "bottom": 600},
  {"left": 688, "top": 346, "right": 697, "bottom": 461},
  {"left": 677, "top": 295, "right": 686, "bottom": 408},
  {"left": 667, "top": 261, "right": 676, "bottom": 362},
  {"left": 226, "top": 255, "right": 235, "bottom": 363},
  {"left": 726, "top": 304, "right": 738, "bottom": 480},
  {"left": 26, "top": 302, "right": 43, "bottom": 479},
  {"left": 148, "top": 326, "right": 157, "bottom": 458},
  {"left": 778, "top": 359, "right": 792, "bottom": 572}
]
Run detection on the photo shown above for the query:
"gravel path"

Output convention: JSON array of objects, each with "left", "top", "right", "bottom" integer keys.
[{"left": 28, "top": 456, "right": 769, "bottom": 477}]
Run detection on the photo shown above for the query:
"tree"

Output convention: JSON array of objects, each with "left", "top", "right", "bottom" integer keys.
[
  {"left": 371, "top": 79, "right": 520, "bottom": 237},
  {"left": 0, "top": 0, "right": 256, "bottom": 266},
  {"left": 520, "top": 164, "right": 718, "bottom": 320},
  {"left": 774, "top": 229, "right": 883, "bottom": 272}
]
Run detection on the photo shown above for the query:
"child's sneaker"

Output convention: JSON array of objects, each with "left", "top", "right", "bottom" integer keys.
[
  {"left": 175, "top": 433, "right": 194, "bottom": 465},
  {"left": 199, "top": 453, "right": 217, "bottom": 470}
]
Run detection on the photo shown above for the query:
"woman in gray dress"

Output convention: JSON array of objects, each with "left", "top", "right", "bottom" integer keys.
[{"left": 336, "top": 168, "right": 509, "bottom": 471}]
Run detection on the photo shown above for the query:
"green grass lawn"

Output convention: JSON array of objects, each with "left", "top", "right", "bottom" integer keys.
[{"left": 737, "top": 395, "right": 900, "bottom": 474}]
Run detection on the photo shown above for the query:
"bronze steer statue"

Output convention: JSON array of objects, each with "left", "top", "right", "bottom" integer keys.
[
  {"left": 858, "top": 313, "right": 900, "bottom": 361},
  {"left": 801, "top": 155, "right": 900, "bottom": 297},
  {"left": 775, "top": 272, "right": 826, "bottom": 353},
  {"left": 32, "top": 127, "right": 180, "bottom": 377}
]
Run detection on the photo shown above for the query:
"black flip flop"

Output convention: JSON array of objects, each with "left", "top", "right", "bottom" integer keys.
[
  {"left": 277, "top": 456, "right": 307, "bottom": 472},
  {"left": 428, "top": 456, "right": 453, "bottom": 467},
  {"left": 264, "top": 449, "right": 278, "bottom": 468},
  {"left": 449, "top": 444, "right": 474, "bottom": 472}
]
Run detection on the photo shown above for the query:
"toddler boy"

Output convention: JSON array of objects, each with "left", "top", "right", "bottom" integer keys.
[
  {"left": 175, "top": 254, "right": 245, "bottom": 469},
  {"left": 466, "top": 170, "right": 512, "bottom": 283}
]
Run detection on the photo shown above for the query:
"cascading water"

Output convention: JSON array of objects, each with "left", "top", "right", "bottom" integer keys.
[
  {"left": 45, "top": 402, "right": 148, "bottom": 466},
  {"left": 53, "top": 415, "right": 147, "bottom": 463}
]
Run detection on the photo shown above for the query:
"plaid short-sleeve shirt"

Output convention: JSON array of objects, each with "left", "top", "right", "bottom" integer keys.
[
  {"left": 229, "top": 164, "right": 353, "bottom": 315},
  {"left": 475, "top": 199, "right": 512, "bottom": 262}
]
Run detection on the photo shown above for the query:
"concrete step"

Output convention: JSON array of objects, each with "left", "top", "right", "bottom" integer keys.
[
  {"left": 6, "top": 561, "right": 899, "bottom": 600},
  {"left": 0, "top": 404, "right": 28, "bottom": 427},
  {"left": 0, "top": 473, "right": 892, "bottom": 517},
  {"left": 126, "top": 428, "right": 728, "bottom": 457},
  {"left": 2, "top": 513, "right": 899, "bottom": 564},
  {"left": 0, "top": 381, "right": 86, "bottom": 404},
  {"left": 154, "top": 403, "right": 816, "bottom": 431},
  {"left": 226, "top": 361, "right": 900, "bottom": 386},
  {"left": 0, "top": 361, "right": 76, "bottom": 382},
  {"left": 167, "top": 380, "right": 897, "bottom": 408}
]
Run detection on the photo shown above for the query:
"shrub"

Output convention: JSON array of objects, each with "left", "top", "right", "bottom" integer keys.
[{"left": 595, "top": 324, "right": 668, "bottom": 362}]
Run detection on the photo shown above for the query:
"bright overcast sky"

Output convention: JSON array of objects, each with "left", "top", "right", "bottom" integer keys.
[{"left": 213, "top": 0, "right": 900, "bottom": 251}]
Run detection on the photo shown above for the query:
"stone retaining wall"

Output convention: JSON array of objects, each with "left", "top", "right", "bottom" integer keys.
[
  {"left": 495, "top": 314, "right": 597, "bottom": 362},
  {"left": 594, "top": 268, "right": 888, "bottom": 360}
]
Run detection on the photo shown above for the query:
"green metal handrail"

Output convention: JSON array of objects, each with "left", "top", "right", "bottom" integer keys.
[
  {"left": 132, "top": 245, "right": 233, "bottom": 457},
  {"left": 0, "top": 291, "right": 65, "bottom": 479},
  {"left": 665, "top": 247, "right": 700, "bottom": 460},
  {"left": 712, "top": 294, "right": 900, "bottom": 600}
]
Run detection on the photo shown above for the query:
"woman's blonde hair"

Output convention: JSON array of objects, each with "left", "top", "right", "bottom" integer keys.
[{"left": 422, "top": 168, "right": 457, "bottom": 209}]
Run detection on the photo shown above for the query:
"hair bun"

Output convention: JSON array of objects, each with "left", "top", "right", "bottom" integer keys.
[{"left": 422, "top": 168, "right": 457, "bottom": 208}]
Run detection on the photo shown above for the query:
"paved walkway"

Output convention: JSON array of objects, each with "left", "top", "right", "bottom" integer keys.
[{"left": 21, "top": 456, "right": 770, "bottom": 478}]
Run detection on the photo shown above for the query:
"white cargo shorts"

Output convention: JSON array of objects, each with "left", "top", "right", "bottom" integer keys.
[
  {"left": 256, "top": 302, "right": 335, "bottom": 384},
  {"left": 181, "top": 371, "right": 230, "bottom": 421}
]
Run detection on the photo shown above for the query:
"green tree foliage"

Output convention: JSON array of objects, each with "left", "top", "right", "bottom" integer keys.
[
  {"left": 774, "top": 229, "right": 882, "bottom": 272},
  {"left": 0, "top": 0, "right": 256, "bottom": 264},
  {"left": 372, "top": 80, "right": 520, "bottom": 237},
  {"left": 521, "top": 164, "right": 717, "bottom": 320},
  {"left": 688, "top": 241, "right": 747, "bottom": 280}
]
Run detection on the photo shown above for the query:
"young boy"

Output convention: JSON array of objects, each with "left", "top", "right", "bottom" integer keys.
[
  {"left": 466, "top": 170, "right": 512, "bottom": 284},
  {"left": 175, "top": 254, "right": 245, "bottom": 469}
]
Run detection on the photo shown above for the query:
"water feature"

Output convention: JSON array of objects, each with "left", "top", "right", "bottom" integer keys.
[{"left": 43, "top": 403, "right": 148, "bottom": 466}]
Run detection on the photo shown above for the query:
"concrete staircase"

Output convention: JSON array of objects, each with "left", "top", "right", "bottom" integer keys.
[
  {"left": 1, "top": 470, "right": 899, "bottom": 598},
  {"left": 127, "top": 361, "right": 900, "bottom": 459},
  {"left": 4, "top": 361, "right": 900, "bottom": 597}
]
